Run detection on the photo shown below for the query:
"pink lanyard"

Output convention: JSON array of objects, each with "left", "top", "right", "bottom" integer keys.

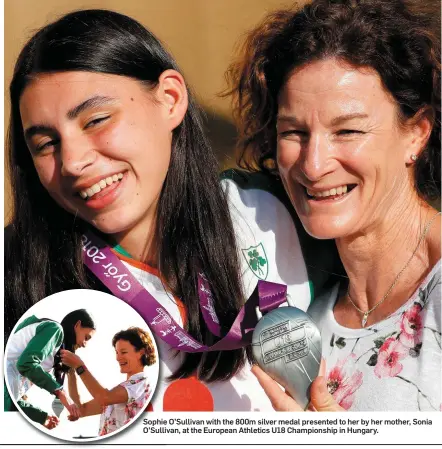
[{"left": 82, "top": 232, "right": 287, "bottom": 352}]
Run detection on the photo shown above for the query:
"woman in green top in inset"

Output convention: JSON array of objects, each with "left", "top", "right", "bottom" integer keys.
[{"left": 5, "top": 309, "right": 95, "bottom": 429}]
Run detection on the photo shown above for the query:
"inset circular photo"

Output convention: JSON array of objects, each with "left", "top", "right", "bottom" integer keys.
[{"left": 4, "top": 289, "right": 159, "bottom": 441}]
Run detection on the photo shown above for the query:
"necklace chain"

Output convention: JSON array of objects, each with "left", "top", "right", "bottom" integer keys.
[{"left": 347, "top": 211, "right": 441, "bottom": 327}]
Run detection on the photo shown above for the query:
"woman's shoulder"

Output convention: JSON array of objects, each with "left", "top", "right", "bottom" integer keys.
[
  {"left": 121, "top": 372, "right": 147, "bottom": 386},
  {"left": 119, "top": 372, "right": 149, "bottom": 401}
]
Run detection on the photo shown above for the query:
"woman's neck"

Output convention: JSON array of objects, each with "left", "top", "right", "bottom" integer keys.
[
  {"left": 336, "top": 199, "right": 440, "bottom": 314},
  {"left": 126, "top": 366, "right": 144, "bottom": 380}
]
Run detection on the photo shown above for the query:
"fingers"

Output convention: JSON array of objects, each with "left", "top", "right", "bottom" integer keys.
[
  {"left": 44, "top": 415, "right": 59, "bottom": 429},
  {"left": 319, "top": 358, "right": 326, "bottom": 377},
  {"left": 60, "top": 350, "right": 70, "bottom": 365},
  {"left": 310, "top": 376, "right": 344, "bottom": 412},
  {"left": 251, "top": 365, "right": 303, "bottom": 412},
  {"left": 60, "top": 350, "right": 82, "bottom": 369},
  {"left": 68, "top": 415, "right": 80, "bottom": 421},
  {"left": 67, "top": 403, "right": 81, "bottom": 419}
]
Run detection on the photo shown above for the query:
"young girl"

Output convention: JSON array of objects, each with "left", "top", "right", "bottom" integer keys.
[
  {"left": 5, "top": 309, "right": 95, "bottom": 427},
  {"left": 5, "top": 9, "right": 335, "bottom": 411}
]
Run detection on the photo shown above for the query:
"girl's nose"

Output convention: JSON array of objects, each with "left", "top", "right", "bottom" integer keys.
[{"left": 59, "top": 135, "right": 97, "bottom": 177}]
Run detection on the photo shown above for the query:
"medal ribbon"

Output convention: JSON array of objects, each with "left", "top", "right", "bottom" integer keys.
[{"left": 82, "top": 231, "right": 287, "bottom": 352}]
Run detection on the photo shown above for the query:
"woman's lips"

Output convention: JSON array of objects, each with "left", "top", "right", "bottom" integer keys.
[{"left": 305, "top": 184, "right": 357, "bottom": 201}]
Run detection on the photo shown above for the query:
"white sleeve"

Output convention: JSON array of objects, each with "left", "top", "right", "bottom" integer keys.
[
  {"left": 221, "top": 177, "right": 311, "bottom": 312},
  {"left": 121, "top": 376, "right": 149, "bottom": 403}
]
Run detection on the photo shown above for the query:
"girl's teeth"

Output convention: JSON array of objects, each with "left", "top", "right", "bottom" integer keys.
[{"left": 79, "top": 173, "right": 124, "bottom": 199}]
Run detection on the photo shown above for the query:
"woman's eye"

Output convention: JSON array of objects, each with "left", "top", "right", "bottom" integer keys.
[
  {"left": 278, "top": 130, "right": 308, "bottom": 138},
  {"left": 84, "top": 116, "right": 110, "bottom": 129},
  {"left": 336, "top": 129, "right": 364, "bottom": 136}
]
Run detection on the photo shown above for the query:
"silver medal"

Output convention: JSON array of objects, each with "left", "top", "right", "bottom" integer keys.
[
  {"left": 52, "top": 397, "right": 64, "bottom": 417},
  {"left": 252, "top": 298, "right": 322, "bottom": 410}
]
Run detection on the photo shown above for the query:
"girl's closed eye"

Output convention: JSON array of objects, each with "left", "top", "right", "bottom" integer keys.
[
  {"left": 84, "top": 115, "right": 110, "bottom": 129},
  {"left": 35, "top": 138, "right": 60, "bottom": 153}
]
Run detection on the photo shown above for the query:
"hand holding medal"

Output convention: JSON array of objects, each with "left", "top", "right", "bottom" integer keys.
[{"left": 251, "top": 295, "right": 343, "bottom": 411}]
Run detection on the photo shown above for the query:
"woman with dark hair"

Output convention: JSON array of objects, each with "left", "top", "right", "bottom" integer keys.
[
  {"left": 5, "top": 9, "right": 323, "bottom": 411},
  {"left": 227, "top": 0, "right": 441, "bottom": 411},
  {"left": 61, "top": 327, "right": 156, "bottom": 435},
  {"left": 5, "top": 309, "right": 95, "bottom": 427}
]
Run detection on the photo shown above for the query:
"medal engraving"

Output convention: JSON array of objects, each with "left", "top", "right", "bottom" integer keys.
[{"left": 252, "top": 307, "right": 322, "bottom": 409}]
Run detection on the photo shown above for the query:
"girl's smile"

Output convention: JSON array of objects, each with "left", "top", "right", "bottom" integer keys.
[{"left": 20, "top": 71, "right": 174, "bottom": 237}]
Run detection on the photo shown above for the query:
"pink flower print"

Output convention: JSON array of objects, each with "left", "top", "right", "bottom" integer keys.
[
  {"left": 399, "top": 304, "right": 423, "bottom": 348},
  {"left": 327, "top": 354, "right": 363, "bottom": 410},
  {"left": 374, "top": 337, "right": 408, "bottom": 378}
]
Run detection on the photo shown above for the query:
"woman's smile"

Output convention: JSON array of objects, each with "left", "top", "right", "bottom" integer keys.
[{"left": 277, "top": 58, "right": 415, "bottom": 240}]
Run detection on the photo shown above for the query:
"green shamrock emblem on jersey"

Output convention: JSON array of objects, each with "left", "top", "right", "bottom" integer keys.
[{"left": 242, "top": 243, "right": 269, "bottom": 280}]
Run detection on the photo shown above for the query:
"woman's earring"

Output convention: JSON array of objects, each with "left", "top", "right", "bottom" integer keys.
[{"left": 410, "top": 154, "right": 418, "bottom": 162}]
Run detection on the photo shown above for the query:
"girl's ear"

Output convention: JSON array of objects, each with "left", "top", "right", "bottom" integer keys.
[
  {"left": 74, "top": 320, "right": 81, "bottom": 330},
  {"left": 157, "top": 69, "right": 188, "bottom": 131}
]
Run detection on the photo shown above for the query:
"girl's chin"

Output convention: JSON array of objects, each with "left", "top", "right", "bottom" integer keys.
[{"left": 87, "top": 218, "right": 134, "bottom": 236}]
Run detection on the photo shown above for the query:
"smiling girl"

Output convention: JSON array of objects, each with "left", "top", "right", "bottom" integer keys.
[{"left": 5, "top": 9, "right": 326, "bottom": 411}]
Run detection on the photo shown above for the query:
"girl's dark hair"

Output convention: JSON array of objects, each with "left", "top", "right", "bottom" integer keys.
[
  {"left": 112, "top": 327, "right": 156, "bottom": 367},
  {"left": 6, "top": 9, "right": 246, "bottom": 381},
  {"left": 54, "top": 309, "right": 95, "bottom": 380},
  {"left": 226, "top": 0, "right": 441, "bottom": 202},
  {"left": 60, "top": 309, "right": 96, "bottom": 353}
]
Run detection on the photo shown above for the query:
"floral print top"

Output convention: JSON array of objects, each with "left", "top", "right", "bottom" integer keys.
[
  {"left": 308, "top": 261, "right": 441, "bottom": 411},
  {"left": 99, "top": 372, "right": 151, "bottom": 436}
]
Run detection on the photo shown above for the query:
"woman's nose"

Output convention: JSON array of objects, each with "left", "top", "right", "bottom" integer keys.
[{"left": 298, "top": 133, "right": 334, "bottom": 182}]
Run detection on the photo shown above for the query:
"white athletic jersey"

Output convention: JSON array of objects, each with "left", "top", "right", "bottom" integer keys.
[{"left": 112, "top": 174, "right": 310, "bottom": 411}]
